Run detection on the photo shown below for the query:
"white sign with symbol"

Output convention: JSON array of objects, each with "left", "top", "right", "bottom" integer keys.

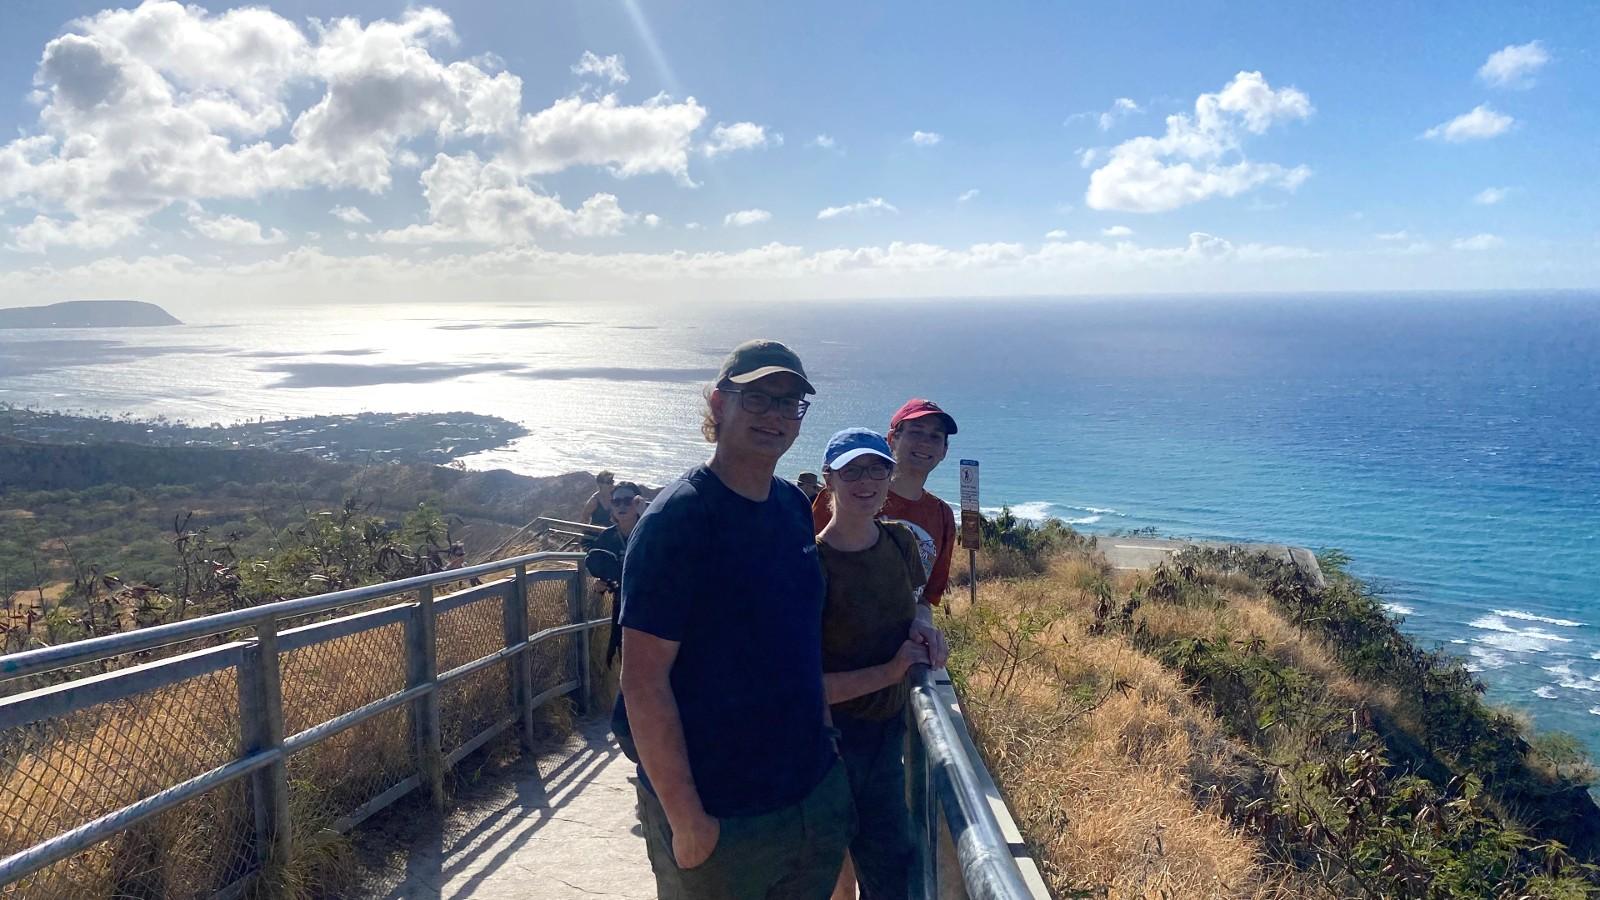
[{"left": 959, "top": 460, "right": 979, "bottom": 512}]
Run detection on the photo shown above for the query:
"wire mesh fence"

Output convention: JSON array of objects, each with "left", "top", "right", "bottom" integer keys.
[{"left": 0, "top": 554, "right": 598, "bottom": 900}]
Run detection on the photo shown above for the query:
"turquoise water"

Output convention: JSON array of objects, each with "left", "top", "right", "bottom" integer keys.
[{"left": 3, "top": 293, "right": 1598, "bottom": 748}]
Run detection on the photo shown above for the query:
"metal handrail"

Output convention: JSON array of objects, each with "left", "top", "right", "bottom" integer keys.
[
  {"left": 0, "top": 550, "right": 583, "bottom": 682},
  {"left": 0, "top": 550, "right": 606, "bottom": 895},
  {"left": 906, "top": 666, "right": 1039, "bottom": 900}
]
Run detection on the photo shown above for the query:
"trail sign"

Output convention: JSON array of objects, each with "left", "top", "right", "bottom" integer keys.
[{"left": 959, "top": 459, "right": 980, "bottom": 550}]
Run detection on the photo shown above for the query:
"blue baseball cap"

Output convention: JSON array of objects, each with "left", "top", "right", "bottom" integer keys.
[{"left": 824, "top": 428, "right": 895, "bottom": 470}]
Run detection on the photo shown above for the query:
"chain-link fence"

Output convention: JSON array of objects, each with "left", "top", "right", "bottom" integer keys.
[{"left": 0, "top": 553, "right": 603, "bottom": 899}]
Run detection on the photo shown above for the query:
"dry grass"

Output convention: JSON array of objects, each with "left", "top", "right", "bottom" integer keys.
[
  {"left": 949, "top": 554, "right": 1317, "bottom": 899},
  {"left": 0, "top": 570, "right": 594, "bottom": 899}
]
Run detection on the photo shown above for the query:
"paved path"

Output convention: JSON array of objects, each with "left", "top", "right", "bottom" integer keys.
[
  {"left": 1097, "top": 536, "right": 1287, "bottom": 571},
  {"left": 365, "top": 718, "right": 653, "bottom": 900},
  {"left": 1098, "top": 536, "right": 1324, "bottom": 587}
]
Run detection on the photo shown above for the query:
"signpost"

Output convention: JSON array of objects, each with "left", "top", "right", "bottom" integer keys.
[{"left": 960, "top": 460, "right": 980, "bottom": 606}]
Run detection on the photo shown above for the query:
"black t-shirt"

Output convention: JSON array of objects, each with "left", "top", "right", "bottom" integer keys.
[
  {"left": 588, "top": 493, "right": 615, "bottom": 529},
  {"left": 591, "top": 524, "right": 625, "bottom": 560},
  {"left": 612, "top": 465, "right": 834, "bottom": 818}
]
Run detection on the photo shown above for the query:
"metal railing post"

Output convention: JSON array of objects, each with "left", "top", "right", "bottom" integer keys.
[
  {"left": 567, "top": 570, "right": 590, "bottom": 715},
  {"left": 407, "top": 585, "right": 445, "bottom": 809},
  {"left": 239, "top": 618, "right": 292, "bottom": 892},
  {"left": 906, "top": 667, "right": 936, "bottom": 900},
  {"left": 505, "top": 565, "right": 535, "bottom": 751}
]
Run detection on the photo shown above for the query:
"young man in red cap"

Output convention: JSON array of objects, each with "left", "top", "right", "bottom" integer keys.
[{"left": 814, "top": 399, "right": 959, "bottom": 610}]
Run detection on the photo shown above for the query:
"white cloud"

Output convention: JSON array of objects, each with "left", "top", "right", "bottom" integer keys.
[
  {"left": 373, "top": 152, "right": 639, "bottom": 244},
  {"left": 809, "top": 134, "right": 836, "bottom": 150},
  {"left": 684, "top": 222, "right": 702, "bottom": 230},
  {"left": 8, "top": 213, "right": 142, "bottom": 253},
  {"left": 187, "top": 210, "right": 286, "bottom": 244},
  {"left": 1374, "top": 230, "right": 1413, "bottom": 241},
  {"left": 1423, "top": 105, "right": 1514, "bottom": 142},
  {"left": 1099, "top": 98, "right": 1141, "bottom": 131},
  {"left": 504, "top": 93, "right": 708, "bottom": 180},
  {"left": 1473, "top": 187, "right": 1510, "bottom": 205},
  {"left": 643, "top": 214, "right": 662, "bottom": 228},
  {"left": 1102, "top": 225, "right": 1134, "bottom": 237},
  {"left": 330, "top": 205, "right": 371, "bottom": 224},
  {"left": 1479, "top": 41, "right": 1550, "bottom": 89},
  {"left": 571, "top": 51, "right": 629, "bottom": 85},
  {"left": 910, "top": 130, "right": 943, "bottom": 146},
  {"left": 1076, "top": 148, "right": 1101, "bottom": 169},
  {"left": 1453, "top": 233, "right": 1504, "bottom": 251},
  {"left": 0, "top": 6, "right": 718, "bottom": 243},
  {"left": 1086, "top": 71, "right": 1313, "bottom": 213},
  {"left": 817, "top": 197, "right": 899, "bottom": 220},
  {"left": 0, "top": 228, "right": 1342, "bottom": 312},
  {"left": 1044, "top": 229, "right": 1069, "bottom": 240},
  {"left": 957, "top": 188, "right": 980, "bottom": 203},
  {"left": 278, "top": 9, "right": 524, "bottom": 191},
  {"left": 702, "top": 122, "right": 778, "bottom": 158},
  {"left": 724, "top": 208, "right": 772, "bottom": 227}
]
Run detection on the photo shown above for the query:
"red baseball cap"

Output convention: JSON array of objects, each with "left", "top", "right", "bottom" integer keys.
[{"left": 889, "top": 398, "right": 958, "bottom": 435}]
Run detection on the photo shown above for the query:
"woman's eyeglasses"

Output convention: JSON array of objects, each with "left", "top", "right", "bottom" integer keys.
[
  {"left": 835, "top": 463, "right": 892, "bottom": 482},
  {"left": 721, "top": 388, "right": 810, "bottom": 420},
  {"left": 611, "top": 494, "right": 639, "bottom": 508}
]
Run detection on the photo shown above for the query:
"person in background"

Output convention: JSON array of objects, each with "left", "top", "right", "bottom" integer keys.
[
  {"left": 593, "top": 481, "right": 645, "bottom": 665},
  {"left": 615, "top": 339, "right": 854, "bottom": 898},
  {"left": 814, "top": 399, "right": 959, "bottom": 610},
  {"left": 592, "top": 481, "right": 645, "bottom": 559},
  {"left": 796, "top": 471, "right": 822, "bottom": 502},
  {"left": 815, "top": 429, "right": 936, "bottom": 900},
  {"left": 582, "top": 470, "right": 617, "bottom": 529}
]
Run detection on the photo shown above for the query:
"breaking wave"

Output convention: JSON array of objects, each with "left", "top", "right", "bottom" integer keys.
[
  {"left": 1493, "top": 609, "right": 1583, "bottom": 628},
  {"left": 982, "top": 500, "right": 1120, "bottom": 526},
  {"left": 1468, "top": 615, "right": 1573, "bottom": 653}
]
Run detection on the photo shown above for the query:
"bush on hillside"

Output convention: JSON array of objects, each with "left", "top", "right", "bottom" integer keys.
[
  {"left": 949, "top": 507, "right": 1098, "bottom": 583},
  {"left": 948, "top": 542, "right": 1600, "bottom": 897}
]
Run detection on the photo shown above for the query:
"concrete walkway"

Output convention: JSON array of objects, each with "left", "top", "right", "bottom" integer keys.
[
  {"left": 1100, "top": 536, "right": 1287, "bottom": 571},
  {"left": 364, "top": 718, "right": 653, "bottom": 899},
  {"left": 1099, "top": 536, "right": 1324, "bottom": 587}
]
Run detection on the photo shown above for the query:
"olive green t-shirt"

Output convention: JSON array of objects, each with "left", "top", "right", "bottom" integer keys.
[{"left": 818, "top": 522, "right": 927, "bottom": 721}]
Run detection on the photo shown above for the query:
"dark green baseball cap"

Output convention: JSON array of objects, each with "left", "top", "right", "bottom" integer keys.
[{"left": 716, "top": 339, "right": 815, "bottom": 394}]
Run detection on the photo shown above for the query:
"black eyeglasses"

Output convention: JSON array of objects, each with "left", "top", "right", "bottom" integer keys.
[
  {"left": 834, "top": 463, "right": 892, "bottom": 482},
  {"left": 722, "top": 388, "right": 810, "bottom": 420},
  {"left": 611, "top": 494, "right": 638, "bottom": 507}
]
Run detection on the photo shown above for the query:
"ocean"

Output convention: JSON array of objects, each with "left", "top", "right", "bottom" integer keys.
[{"left": 3, "top": 293, "right": 1599, "bottom": 749}]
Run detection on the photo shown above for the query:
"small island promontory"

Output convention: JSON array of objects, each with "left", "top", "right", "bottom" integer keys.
[{"left": 0, "top": 300, "right": 182, "bottom": 329}]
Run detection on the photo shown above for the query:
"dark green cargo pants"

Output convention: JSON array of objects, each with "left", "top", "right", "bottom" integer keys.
[{"left": 635, "top": 759, "right": 856, "bottom": 899}]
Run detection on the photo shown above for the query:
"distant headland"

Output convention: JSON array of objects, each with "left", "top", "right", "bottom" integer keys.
[{"left": 0, "top": 300, "right": 181, "bottom": 329}]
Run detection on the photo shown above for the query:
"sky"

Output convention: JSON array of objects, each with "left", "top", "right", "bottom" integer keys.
[{"left": 0, "top": 0, "right": 1596, "bottom": 310}]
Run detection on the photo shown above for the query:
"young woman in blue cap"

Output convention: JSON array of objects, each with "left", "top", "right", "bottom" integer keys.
[{"left": 817, "top": 427, "right": 944, "bottom": 900}]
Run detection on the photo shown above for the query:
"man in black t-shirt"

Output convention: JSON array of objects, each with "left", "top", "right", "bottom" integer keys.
[{"left": 615, "top": 340, "right": 853, "bottom": 898}]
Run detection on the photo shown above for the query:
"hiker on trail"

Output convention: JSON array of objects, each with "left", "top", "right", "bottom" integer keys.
[
  {"left": 591, "top": 481, "right": 644, "bottom": 560},
  {"left": 614, "top": 340, "right": 854, "bottom": 898},
  {"left": 592, "top": 481, "right": 644, "bottom": 665},
  {"left": 814, "top": 399, "right": 959, "bottom": 610},
  {"left": 582, "top": 470, "right": 617, "bottom": 529},
  {"left": 815, "top": 429, "right": 941, "bottom": 900},
  {"left": 795, "top": 471, "right": 822, "bottom": 502}
]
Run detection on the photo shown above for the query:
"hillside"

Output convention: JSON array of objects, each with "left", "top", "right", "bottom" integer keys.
[
  {"left": 0, "top": 439, "right": 596, "bottom": 615},
  {"left": 0, "top": 300, "right": 180, "bottom": 328},
  {"left": 0, "top": 408, "right": 528, "bottom": 466},
  {"left": 948, "top": 524, "right": 1600, "bottom": 897}
]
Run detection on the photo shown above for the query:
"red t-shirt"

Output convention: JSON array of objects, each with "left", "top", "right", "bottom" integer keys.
[{"left": 812, "top": 486, "right": 957, "bottom": 606}]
